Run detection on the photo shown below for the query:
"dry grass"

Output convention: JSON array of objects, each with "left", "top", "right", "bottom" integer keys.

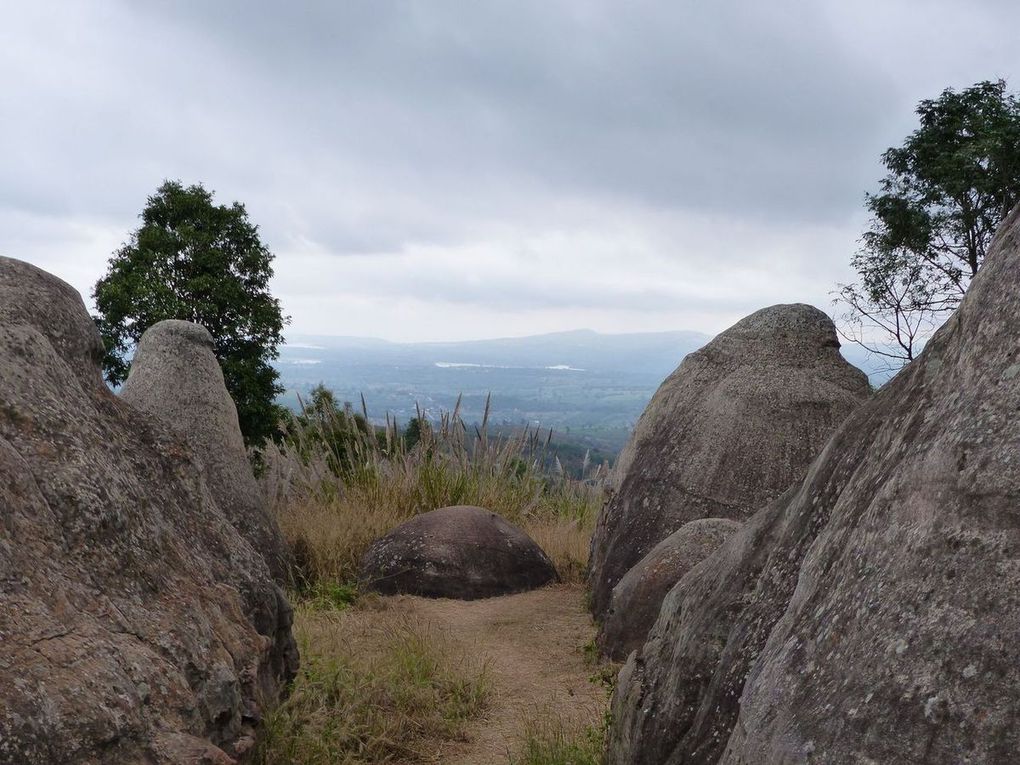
[
  {"left": 256, "top": 393, "right": 609, "bottom": 763},
  {"left": 254, "top": 602, "right": 489, "bottom": 765},
  {"left": 278, "top": 494, "right": 409, "bottom": 587},
  {"left": 266, "top": 395, "right": 606, "bottom": 588},
  {"left": 521, "top": 518, "right": 593, "bottom": 584}
]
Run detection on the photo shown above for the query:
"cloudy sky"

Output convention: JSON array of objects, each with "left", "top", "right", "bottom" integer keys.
[{"left": 3, "top": 1, "right": 1018, "bottom": 342}]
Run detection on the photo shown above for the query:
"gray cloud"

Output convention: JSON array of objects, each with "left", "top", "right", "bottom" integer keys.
[
  {"left": 1, "top": 1, "right": 1019, "bottom": 339},
  {"left": 135, "top": 1, "right": 896, "bottom": 221}
]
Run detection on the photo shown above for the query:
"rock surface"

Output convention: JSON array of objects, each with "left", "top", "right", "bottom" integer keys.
[
  {"left": 359, "top": 505, "right": 559, "bottom": 599},
  {"left": 121, "top": 320, "right": 291, "bottom": 582},
  {"left": 598, "top": 518, "right": 739, "bottom": 661},
  {"left": 588, "top": 303, "right": 869, "bottom": 619},
  {"left": 609, "top": 205, "right": 1020, "bottom": 764},
  {"left": 0, "top": 257, "right": 298, "bottom": 765}
]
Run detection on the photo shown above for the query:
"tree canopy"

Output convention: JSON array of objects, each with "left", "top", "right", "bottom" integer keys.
[
  {"left": 93, "top": 180, "right": 288, "bottom": 446},
  {"left": 838, "top": 79, "right": 1020, "bottom": 364}
]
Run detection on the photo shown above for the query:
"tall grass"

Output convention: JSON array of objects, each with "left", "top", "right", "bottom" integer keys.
[
  {"left": 263, "top": 394, "right": 607, "bottom": 587},
  {"left": 509, "top": 717, "right": 607, "bottom": 765},
  {"left": 255, "top": 392, "right": 608, "bottom": 764},
  {"left": 255, "top": 603, "right": 488, "bottom": 764}
]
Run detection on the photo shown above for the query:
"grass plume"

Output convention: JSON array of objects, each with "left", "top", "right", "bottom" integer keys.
[{"left": 263, "top": 391, "right": 606, "bottom": 588}]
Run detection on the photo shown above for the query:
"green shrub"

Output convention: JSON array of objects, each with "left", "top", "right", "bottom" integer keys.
[{"left": 300, "top": 581, "right": 360, "bottom": 612}]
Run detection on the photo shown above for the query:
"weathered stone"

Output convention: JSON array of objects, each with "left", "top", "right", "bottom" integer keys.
[
  {"left": 121, "top": 320, "right": 291, "bottom": 582},
  {"left": 609, "top": 205, "right": 1020, "bottom": 764},
  {"left": 588, "top": 303, "right": 870, "bottom": 620},
  {"left": 598, "top": 518, "right": 739, "bottom": 661},
  {"left": 359, "top": 505, "right": 559, "bottom": 599},
  {"left": 0, "top": 257, "right": 298, "bottom": 765}
]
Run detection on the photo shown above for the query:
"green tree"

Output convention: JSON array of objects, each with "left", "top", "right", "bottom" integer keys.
[
  {"left": 837, "top": 79, "right": 1020, "bottom": 364},
  {"left": 403, "top": 415, "right": 431, "bottom": 452},
  {"left": 93, "top": 180, "right": 288, "bottom": 446},
  {"left": 291, "top": 384, "right": 376, "bottom": 476}
]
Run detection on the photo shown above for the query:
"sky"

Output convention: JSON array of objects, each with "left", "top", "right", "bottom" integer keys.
[{"left": 3, "top": 1, "right": 1019, "bottom": 342}]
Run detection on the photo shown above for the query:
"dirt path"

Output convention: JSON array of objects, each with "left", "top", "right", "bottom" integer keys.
[{"left": 389, "top": 584, "right": 608, "bottom": 764}]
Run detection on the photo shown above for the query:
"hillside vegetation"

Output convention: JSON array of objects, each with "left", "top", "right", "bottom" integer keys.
[
  {"left": 265, "top": 391, "right": 606, "bottom": 588},
  {"left": 257, "top": 391, "right": 610, "bottom": 763}
]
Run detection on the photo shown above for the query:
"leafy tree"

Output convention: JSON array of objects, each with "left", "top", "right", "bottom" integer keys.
[
  {"left": 93, "top": 180, "right": 288, "bottom": 446},
  {"left": 291, "top": 384, "right": 376, "bottom": 476},
  {"left": 300, "top": 384, "right": 345, "bottom": 426},
  {"left": 403, "top": 415, "right": 431, "bottom": 452},
  {"left": 837, "top": 80, "right": 1020, "bottom": 364}
]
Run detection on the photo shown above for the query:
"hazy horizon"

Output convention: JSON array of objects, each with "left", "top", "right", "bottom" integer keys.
[
  {"left": 275, "top": 323, "right": 890, "bottom": 438},
  {"left": 283, "top": 325, "right": 712, "bottom": 344}
]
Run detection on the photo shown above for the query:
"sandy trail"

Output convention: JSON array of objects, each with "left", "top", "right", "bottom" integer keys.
[{"left": 388, "top": 583, "right": 608, "bottom": 764}]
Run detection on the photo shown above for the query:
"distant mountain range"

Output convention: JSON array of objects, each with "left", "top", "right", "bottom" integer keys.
[{"left": 275, "top": 328, "right": 887, "bottom": 455}]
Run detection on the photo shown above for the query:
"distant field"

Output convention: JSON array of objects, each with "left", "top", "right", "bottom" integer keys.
[
  {"left": 274, "top": 329, "right": 710, "bottom": 457},
  {"left": 274, "top": 328, "right": 883, "bottom": 460}
]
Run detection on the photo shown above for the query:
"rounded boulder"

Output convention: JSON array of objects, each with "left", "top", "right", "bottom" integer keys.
[
  {"left": 359, "top": 505, "right": 559, "bottom": 599},
  {"left": 0, "top": 257, "right": 297, "bottom": 764},
  {"left": 588, "top": 303, "right": 871, "bottom": 620},
  {"left": 598, "top": 518, "right": 740, "bottom": 660}
]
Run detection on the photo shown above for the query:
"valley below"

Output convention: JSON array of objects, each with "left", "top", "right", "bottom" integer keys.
[{"left": 276, "top": 328, "right": 882, "bottom": 461}]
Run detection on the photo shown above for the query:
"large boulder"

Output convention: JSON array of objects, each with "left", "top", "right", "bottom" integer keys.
[
  {"left": 598, "top": 518, "right": 738, "bottom": 661},
  {"left": 609, "top": 205, "right": 1020, "bottom": 764},
  {"left": 120, "top": 320, "right": 291, "bottom": 583},
  {"left": 359, "top": 505, "right": 559, "bottom": 599},
  {"left": 0, "top": 257, "right": 298, "bottom": 765},
  {"left": 588, "top": 303, "right": 869, "bottom": 619}
]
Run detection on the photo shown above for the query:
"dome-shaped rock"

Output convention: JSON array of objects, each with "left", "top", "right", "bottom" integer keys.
[
  {"left": 360, "top": 505, "right": 559, "bottom": 599},
  {"left": 0, "top": 258, "right": 297, "bottom": 764},
  {"left": 598, "top": 517, "right": 739, "bottom": 661},
  {"left": 120, "top": 319, "right": 291, "bottom": 582},
  {"left": 588, "top": 303, "right": 870, "bottom": 619},
  {"left": 608, "top": 205, "right": 1020, "bottom": 764}
]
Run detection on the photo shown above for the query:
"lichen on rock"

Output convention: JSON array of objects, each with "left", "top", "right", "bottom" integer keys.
[
  {"left": 608, "top": 205, "right": 1020, "bottom": 764},
  {"left": 588, "top": 302, "right": 870, "bottom": 621},
  {"left": 0, "top": 257, "right": 297, "bottom": 765}
]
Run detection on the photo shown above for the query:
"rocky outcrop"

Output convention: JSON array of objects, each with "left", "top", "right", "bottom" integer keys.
[
  {"left": 588, "top": 303, "right": 869, "bottom": 619},
  {"left": 0, "top": 257, "right": 298, "bottom": 765},
  {"left": 359, "top": 505, "right": 559, "bottom": 599},
  {"left": 598, "top": 518, "right": 738, "bottom": 661},
  {"left": 121, "top": 320, "right": 291, "bottom": 583},
  {"left": 609, "top": 206, "right": 1020, "bottom": 764}
]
